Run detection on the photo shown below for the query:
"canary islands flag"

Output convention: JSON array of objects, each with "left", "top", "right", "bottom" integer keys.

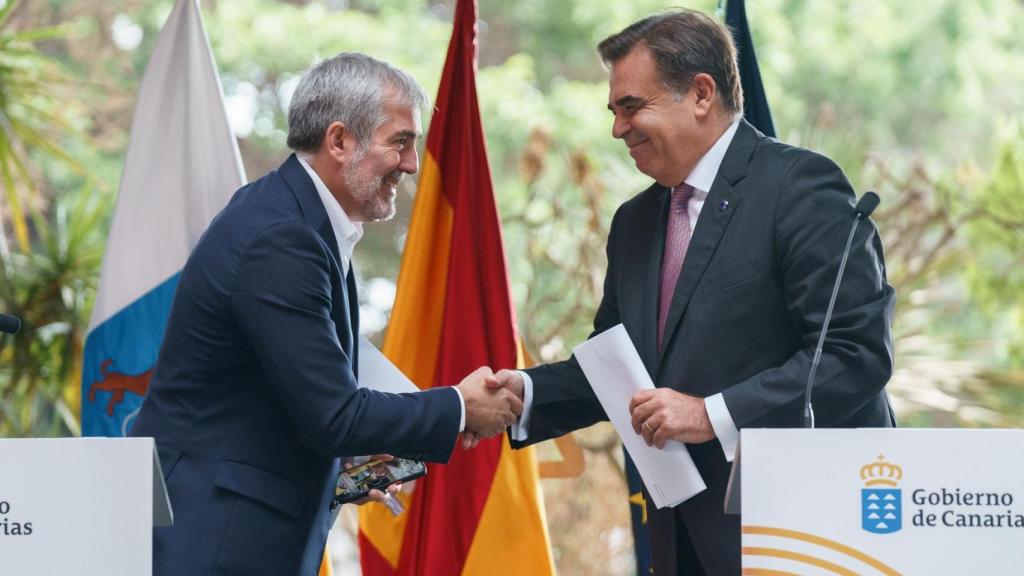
[{"left": 81, "top": 0, "right": 244, "bottom": 436}]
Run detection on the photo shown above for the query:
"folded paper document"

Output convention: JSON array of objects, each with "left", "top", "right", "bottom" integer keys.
[{"left": 573, "top": 324, "right": 706, "bottom": 508}]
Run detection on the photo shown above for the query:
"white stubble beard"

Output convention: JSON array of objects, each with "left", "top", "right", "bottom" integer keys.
[{"left": 343, "top": 150, "right": 401, "bottom": 222}]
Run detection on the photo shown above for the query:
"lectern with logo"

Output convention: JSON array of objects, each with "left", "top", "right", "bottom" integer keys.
[
  {"left": 726, "top": 428, "right": 1024, "bottom": 574},
  {"left": 0, "top": 437, "right": 171, "bottom": 576}
]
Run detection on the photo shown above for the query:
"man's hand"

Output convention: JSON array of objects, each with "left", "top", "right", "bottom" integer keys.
[
  {"left": 459, "top": 369, "right": 525, "bottom": 449},
  {"left": 362, "top": 482, "right": 402, "bottom": 506},
  {"left": 456, "top": 366, "right": 523, "bottom": 442},
  {"left": 492, "top": 369, "right": 524, "bottom": 399},
  {"left": 629, "top": 389, "right": 715, "bottom": 448}
]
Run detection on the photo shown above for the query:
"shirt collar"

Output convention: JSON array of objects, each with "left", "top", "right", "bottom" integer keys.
[
  {"left": 683, "top": 117, "right": 741, "bottom": 196},
  {"left": 296, "top": 156, "right": 363, "bottom": 273}
]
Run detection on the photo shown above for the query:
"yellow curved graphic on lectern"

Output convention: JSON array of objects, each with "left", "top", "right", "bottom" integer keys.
[
  {"left": 742, "top": 525, "right": 902, "bottom": 576},
  {"left": 743, "top": 547, "right": 859, "bottom": 575}
]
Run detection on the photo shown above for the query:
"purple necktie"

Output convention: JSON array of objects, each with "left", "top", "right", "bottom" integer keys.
[{"left": 657, "top": 183, "right": 695, "bottom": 348}]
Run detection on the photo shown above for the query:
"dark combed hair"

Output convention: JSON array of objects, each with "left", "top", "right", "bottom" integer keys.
[{"left": 597, "top": 9, "right": 743, "bottom": 114}]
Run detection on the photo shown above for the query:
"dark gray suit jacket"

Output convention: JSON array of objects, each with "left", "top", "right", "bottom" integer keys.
[{"left": 514, "top": 120, "right": 896, "bottom": 573}]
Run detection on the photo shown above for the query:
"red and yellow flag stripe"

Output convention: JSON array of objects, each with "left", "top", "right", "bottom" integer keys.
[{"left": 358, "top": 0, "right": 553, "bottom": 574}]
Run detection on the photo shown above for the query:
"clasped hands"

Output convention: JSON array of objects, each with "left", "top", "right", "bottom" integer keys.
[
  {"left": 454, "top": 369, "right": 717, "bottom": 450},
  {"left": 354, "top": 368, "right": 524, "bottom": 507},
  {"left": 455, "top": 368, "right": 525, "bottom": 450}
]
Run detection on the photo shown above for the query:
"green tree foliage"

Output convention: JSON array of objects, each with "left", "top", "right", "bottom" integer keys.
[
  {"left": 1, "top": 188, "right": 107, "bottom": 436},
  {"left": 0, "top": 0, "right": 84, "bottom": 251},
  {"left": 0, "top": 0, "right": 106, "bottom": 437},
  {"left": 966, "top": 127, "right": 1024, "bottom": 367},
  {"left": 749, "top": 0, "right": 1024, "bottom": 175}
]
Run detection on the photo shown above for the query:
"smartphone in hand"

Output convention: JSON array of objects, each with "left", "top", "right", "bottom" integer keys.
[{"left": 334, "top": 458, "right": 427, "bottom": 505}]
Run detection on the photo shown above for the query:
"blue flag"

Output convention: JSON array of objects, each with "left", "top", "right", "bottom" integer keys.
[
  {"left": 624, "top": 449, "right": 654, "bottom": 575},
  {"left": 726, "top": 0, "right": 776, "bottom": 137}
]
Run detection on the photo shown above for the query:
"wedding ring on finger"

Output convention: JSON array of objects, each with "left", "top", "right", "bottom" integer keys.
[{"left": 642, "top": 420, "right": 656, "bottom": 433}]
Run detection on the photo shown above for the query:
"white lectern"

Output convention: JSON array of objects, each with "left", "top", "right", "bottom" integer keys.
[
  {"left": 0, "top": 437, "right": 172, "bottom": 576},
  {"left": 726, "top": 428, "right": 1024, "bottom": 574}
]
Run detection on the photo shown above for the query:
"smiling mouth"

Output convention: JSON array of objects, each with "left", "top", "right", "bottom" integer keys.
[
  {"left": 627, "top": 139, "right": 650, "bottom": 159},
  {"left": 385, "top": 172, "right": 404, "bottom": 188}
]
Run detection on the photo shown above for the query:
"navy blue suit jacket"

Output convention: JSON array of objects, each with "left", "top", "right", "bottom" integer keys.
[{"left": 131, "top": 154, "right": 461, "bottom": 576}]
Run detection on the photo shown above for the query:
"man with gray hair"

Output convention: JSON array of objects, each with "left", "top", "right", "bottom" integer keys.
[
  {"left": 497, "top": 9, "right": 895, "bottom": 574},
  {"left": 131, "top": 52, "right": 520, "bottom": 575}
]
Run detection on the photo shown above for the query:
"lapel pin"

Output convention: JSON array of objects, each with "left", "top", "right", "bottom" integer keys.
[{"left": 719, "top": 199, "right": 730, "bottom": 212}]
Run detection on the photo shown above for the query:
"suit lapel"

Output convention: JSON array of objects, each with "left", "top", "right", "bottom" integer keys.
[
  {"left": 656, "top": 121, "right": 760, "bottom": 375},
  {"left": 278, "top": 154, "right": 344, "bottom": 267},
  {"left": 278, "top": 154, "right": 354, "bottom": 361},
  {"left": 346, "top": 265, "right": 359, "bottom": 379}
]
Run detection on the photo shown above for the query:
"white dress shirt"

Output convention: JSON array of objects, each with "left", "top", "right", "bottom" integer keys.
[
  {"left": 297, "top": 156, "right": 364, "bottom": 276},
  {"left": 512, "top": 119, "right": 742, "bottom": 461},
  {"left": 297, "top": 156, "right": 466, "bottom": 433}
]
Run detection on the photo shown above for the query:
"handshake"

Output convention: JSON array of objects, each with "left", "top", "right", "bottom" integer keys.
[{"left": 454, "top": 367, "right": 526, "bottom": 449}]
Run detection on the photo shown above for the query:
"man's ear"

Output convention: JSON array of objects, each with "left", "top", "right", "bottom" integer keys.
[
  {"left": 691, "top": 73, "right": 717, "bottom": 118},
  {"left": 323, "top": 121, "right": 355, "bottom": 163}
]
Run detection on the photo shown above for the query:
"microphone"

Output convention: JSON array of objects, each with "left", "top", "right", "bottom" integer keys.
[
  {"left": 0, "top": 313, "right": 21, "bottom": 335},
  {"left": 802, "top": 192, "right": 880, "bottom": 428},
  {"left": 855, "top": 191, "right": 880, "bottom": 218}
]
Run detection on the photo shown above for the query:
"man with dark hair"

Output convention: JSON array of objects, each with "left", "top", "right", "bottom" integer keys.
[
  {"left": 131, "top": 53, "right": 521, "bottom": 576},
  {"left": 494, "top": 9, "right": 896, "bottom": 574}
]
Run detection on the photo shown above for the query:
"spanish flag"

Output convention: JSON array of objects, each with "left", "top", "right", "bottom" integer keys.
[{"left": 357, "top": 0, "right": 554, "bottom": 574}]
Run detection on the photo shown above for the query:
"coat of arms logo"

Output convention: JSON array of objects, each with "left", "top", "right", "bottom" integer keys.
[{"left": 861, "top": 455, "right": 902, "bottom": 534}]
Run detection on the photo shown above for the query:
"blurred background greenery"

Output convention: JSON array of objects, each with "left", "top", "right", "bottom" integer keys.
[{"left": 1, "top": 0, "right": 1023, "bottom": 573}]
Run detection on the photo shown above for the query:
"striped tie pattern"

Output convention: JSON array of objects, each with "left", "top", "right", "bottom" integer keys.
[{"left": 657, "top": 183, "right": 695, "bottom": 348}]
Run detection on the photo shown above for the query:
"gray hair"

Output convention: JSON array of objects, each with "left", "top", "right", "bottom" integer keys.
[{"left": 286, "top": 52, "right": 430, "bottom": 153}]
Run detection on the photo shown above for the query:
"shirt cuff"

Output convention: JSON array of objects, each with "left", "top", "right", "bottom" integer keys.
[
  {"left": 452, "top": 386, "right": 466, "bottom": 433},
  {"left": 509, "top": 370, "right": 534, "bottom": 442},
  {"left": 705, "top": 393, "right": 739, "bottom": 462}
]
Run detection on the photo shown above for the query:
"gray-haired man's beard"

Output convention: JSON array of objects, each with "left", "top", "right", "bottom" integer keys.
[{"left": 343, "top": 160, "right": 402, "bottom": 222}]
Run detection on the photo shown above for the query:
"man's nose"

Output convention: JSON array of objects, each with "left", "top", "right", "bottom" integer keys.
[
  {"left": 399, "top": 148, "right": 419, "bottom": 174},
  {"left": 611, "top": 114, "right": 630, "bottom": 140}
]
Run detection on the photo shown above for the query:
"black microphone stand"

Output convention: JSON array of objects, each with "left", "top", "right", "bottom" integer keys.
[{"left": 802, "top": 192, "right": 880, "bottom": 428}]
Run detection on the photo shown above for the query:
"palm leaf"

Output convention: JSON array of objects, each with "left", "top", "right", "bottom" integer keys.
[
  {"left": 0, "top": 5, "right": 84, "bottom": 254},
  {"left": 0, "top": 136, "right": 30, "bottom": 250},
  {"left": 7, "top": 24, "right": 70, "bottom": 44},
  {"left": 0, "top": 0, "right": 97, "bottom": 437}
]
